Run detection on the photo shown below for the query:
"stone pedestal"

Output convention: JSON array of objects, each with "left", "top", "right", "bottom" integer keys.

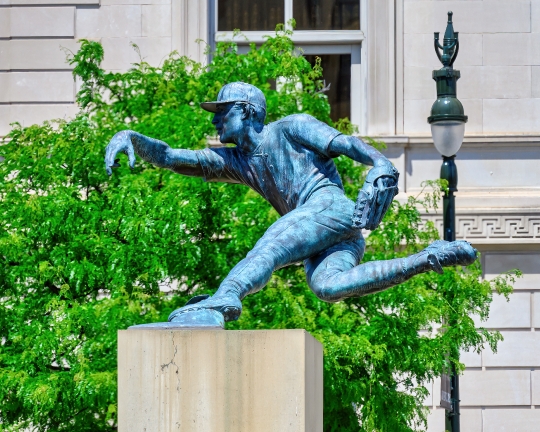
[{"left": 118, "top": 329, "right": 323, "bottom": 432}]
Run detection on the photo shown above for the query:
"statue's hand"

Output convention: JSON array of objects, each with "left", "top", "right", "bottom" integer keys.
[
  {"left": 104, "top": 131, "right": 136, "bottom": 176},
  {"left": 352, "top": 163, "right": 399, "bottom": 230}
]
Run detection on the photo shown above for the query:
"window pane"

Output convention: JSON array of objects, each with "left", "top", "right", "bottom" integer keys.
[
  {"left": 304, "top": 54, "right": 351, "bottom": 122},
  {"left": 294, "top": 0, "right": 360, "bottom": 30},
  {"left": 218, "top": 0, "right": 284, "bottom": 31}
]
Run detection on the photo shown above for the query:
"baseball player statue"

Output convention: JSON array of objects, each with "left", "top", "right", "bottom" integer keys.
[{"left": 105, "top": 82, "right": 477, "bottom": 328}]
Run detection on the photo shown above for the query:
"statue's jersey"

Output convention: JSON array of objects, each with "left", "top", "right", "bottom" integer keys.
[{"left": 195, "top": 114, "right": 345, "bottom": 216}]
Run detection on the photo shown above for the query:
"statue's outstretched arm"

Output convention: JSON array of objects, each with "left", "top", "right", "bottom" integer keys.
[
  {"left": 329, "top": 135, "right": 400, "bottom": 231},
  {"left": 104, "top": 130, "right": 203, "bottom": 177}
]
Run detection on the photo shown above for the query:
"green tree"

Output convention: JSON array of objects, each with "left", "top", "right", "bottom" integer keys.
[{"left": 0, "top": 28, "right": 515, "bottom": 431}]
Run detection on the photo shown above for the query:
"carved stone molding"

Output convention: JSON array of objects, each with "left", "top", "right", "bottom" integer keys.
[{"left": 421, "top": 213, "right": 540, "bottom": 244}]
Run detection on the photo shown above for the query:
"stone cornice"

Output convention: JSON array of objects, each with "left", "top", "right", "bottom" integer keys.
[
  {"left": 372, "top": 134, "right": 540, "bottom": 148},
  {"left": 211, "top": 135, "right": 540, "bottom": 148}
]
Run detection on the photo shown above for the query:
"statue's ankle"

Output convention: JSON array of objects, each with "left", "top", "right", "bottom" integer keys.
[{"left": 214, "top": 287, "right": 242, "bottom": 301}]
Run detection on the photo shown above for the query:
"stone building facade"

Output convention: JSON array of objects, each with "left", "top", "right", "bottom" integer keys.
[{"left": 1, "top": 1, "right": 539, "bottom": 431}]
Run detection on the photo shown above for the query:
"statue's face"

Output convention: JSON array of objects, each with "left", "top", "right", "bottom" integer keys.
[{"left": 212, "top": 103, "right": 245, "bottom": 144}]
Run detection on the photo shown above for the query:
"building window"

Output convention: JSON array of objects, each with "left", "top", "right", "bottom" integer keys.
[
  {"left": 211, "top": 0, "right": 365, "bottom": 130},
  {"left": 304, "top": 54, "right": 351, "bottom": 122},
  {"left": 218, "top": 0, "right": 284, "bottom": 31},
  {"left": 293, "top": 0, "right": 360, "bottom": 31}
]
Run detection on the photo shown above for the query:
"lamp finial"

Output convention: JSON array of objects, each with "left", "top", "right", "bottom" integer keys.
[{"left": 434, "top": 10, "right": 459, "bottom": 68}]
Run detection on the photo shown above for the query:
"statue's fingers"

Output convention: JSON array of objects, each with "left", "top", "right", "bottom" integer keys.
[
  {"left": 377, "top": 183, "right": 388, "bottom": 206},
  {"left": 390, "top": 184, "right": 399, "bottom": 200},
  {"left": 104, "top": 151, "right": 116, "bottom": 175},
  {"left": 106, "top": 158, "right": 121, "bottom": 176},
  {"left": 373, "top": 185, "right": 396, "bottom": 229},
  {"left": 379, "top": 186, "right": 399, "bottom": 223},
  {"left": 378, "top": 190, "right": 395, "bottom": 221},
  {"left": 105, "top": 141, "right": 122, "bottom": 169},
  {"left": 386, "top": 185, "right": 397, "bottom": 206},
  {"left": 126, "top": 145, "right": 136, "bottom": 169},
  {"left": 104, "top": 146, "right": 115, "bottom": 169},
  {"left": 381, "top": 177, "right": 396, "bottom": 192},
  {"left": 369, "top": 195, "right": 387, "bottom": 229},
  {"left": 381, "top": 176, "right": 396, "bottom": 190}
]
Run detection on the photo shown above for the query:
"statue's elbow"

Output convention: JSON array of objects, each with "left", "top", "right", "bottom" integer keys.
[{"left": 113, "top": 130, "right": 135, "bottom": 142}]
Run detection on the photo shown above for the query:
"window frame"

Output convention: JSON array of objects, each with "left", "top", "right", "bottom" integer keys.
[{"left": 209, "top": 0, "right": 367, "bottom": 134}]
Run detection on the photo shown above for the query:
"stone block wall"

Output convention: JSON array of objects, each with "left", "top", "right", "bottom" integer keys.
[
  {"left": 1, "top": 2, "right": 80, "bottom": 133},
  {"left": 76, "top": 1, "right": 173, "bottom": 70},
  {"left": 403, "top": 0, "right": 540, "bottom": 135},
  {"left": 0, "top": 0, "right": 179, "bottom": 136}
]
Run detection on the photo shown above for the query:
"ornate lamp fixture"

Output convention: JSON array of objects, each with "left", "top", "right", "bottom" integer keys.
[{"left": 428, "top": 11, "right": 468, "bottom": 157}]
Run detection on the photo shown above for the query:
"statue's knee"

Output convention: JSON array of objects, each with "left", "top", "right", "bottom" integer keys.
[
  {"left": 314, "top": 290, "right": 333, "bottom": 302},
  {"left": 315, "top": 290, "right": 341, "bottom": 303},
  {"left": 309, "top": 278, "right": 339, "bottom": 303}
]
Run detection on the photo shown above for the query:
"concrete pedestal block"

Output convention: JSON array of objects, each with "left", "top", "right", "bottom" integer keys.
[{"left": 118, "top": 329, "right": 323, "bottom": 432}]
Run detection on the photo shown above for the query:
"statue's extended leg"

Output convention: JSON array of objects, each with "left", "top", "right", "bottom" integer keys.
[
  {"left": 167, "top": 187, "right": 478, "bottom": 323},
  {"left": 305, "top": 239, "right": 477, "bottom": 302}
]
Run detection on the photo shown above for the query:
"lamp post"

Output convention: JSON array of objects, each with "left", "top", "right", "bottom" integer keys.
[{"left": 428, "top": 11, "right": 467, "bottom": 432}]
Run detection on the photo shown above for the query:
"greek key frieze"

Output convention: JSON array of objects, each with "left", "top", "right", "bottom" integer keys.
[{"left": 421, "top": 214, "right": 540, "bottom": 242}]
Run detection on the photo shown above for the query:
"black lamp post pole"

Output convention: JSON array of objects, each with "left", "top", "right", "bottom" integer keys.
[
  {"left": 429, "top": 12, "right": 467, "bottom": 432},
  {"left": 441, "top": 156, "right": 460, "bottom": 432},
  {"left": 441, "top": 156, "right": 457, "bottom": 244}
]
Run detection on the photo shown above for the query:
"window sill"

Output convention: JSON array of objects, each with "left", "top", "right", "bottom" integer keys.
[{"left": 215, "top": 30, "right": 365, "bottom": 45}]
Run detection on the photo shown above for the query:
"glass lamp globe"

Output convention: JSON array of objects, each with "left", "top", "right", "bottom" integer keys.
[{"left": 430, "top": 120, "right": 465, "bottom": 157}]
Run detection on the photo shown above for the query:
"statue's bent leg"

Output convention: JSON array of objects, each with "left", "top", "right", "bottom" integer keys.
[{"left": 306, "top": 239, "right": 478, "bottom": 302}]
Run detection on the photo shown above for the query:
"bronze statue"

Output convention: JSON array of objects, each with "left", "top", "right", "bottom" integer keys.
[{"left": 105, "top": 82, "right": 477, "bottom": 328}]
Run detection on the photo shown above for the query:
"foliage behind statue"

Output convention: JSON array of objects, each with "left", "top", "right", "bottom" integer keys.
[{"left": 0, "top": 27, "right": 515, "bottom": 431}]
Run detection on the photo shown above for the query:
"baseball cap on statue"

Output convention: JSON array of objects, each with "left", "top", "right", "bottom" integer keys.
[{"left": 200, "top": 82, "right": 267, "bottom": 113}]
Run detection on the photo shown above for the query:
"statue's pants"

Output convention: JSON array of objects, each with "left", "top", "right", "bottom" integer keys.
[{"left": 215, "top": 186, "right": 425, "bottom": 303}]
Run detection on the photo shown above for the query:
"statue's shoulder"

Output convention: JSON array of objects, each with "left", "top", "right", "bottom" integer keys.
[
  {"left": 275, "top": 113, "right": 316, "bottom": 124},
  {"left": 269, "top": 114, "right": 318, "bottom": 134}
]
